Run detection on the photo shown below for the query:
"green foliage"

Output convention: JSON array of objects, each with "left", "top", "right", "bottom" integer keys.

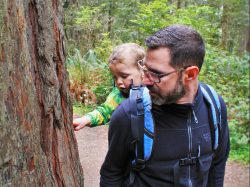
[
  {"left": 67, "top": 49, "right": 113, "bottom": 104},
  {"left": 229, "top": 124, "right": 249, "bottom": 164},
  {"left": 93, "top": 82, "right": 112, "bottom": 104},
  {"left": 200, "top": 47, "right": 249, "bottom": 163},
  {"left": 73, "top": 103, "right": 96, "bottom": 116},
  {"left": 66, "top": 49, "right": 105, "bottom": 84},
  {"left": 74, "top": 6, "right": 100, "bottom": 25},
  {"left": 219, "top": 0, "right": 249, "bottom": 53},
  {"left": 200, "top": 47, "right": 249, "bottom": 131},
  {"left": 131, "top": 0, "right": 219, "bottom": 45},
  {"left": 74, "top": 5, "right": 103, "bottom": 46},
  {"left": 108, "top": 0, "right": 143, "bottom": 42},
  {"left": 130, "top": 0, "right": 172, "bottom": 41},
  {"left": 173, "top": 6, "right": 219, "bottom": 45},
  {"left": 64, "top": 0, "right": 249, "bottom": 164},
  {"left": 64, "top": 5, "right": 105, "bottom": 53},
  {"left": 94, "top": 33, "right": 121, "bottom": 63}
]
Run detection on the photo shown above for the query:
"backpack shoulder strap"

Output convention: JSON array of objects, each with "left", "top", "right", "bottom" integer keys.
[
  {"left": 142, "top": 88, "right": 154, "bottom": 161},
  {"left": 200, "top": 83, "right": 222, "bottom": 151},
  {"left": 129, "top": 86, "right": 155, "bottom": 186},
  {"left": 206, "top": 85, "right": 222, "bottom": 128},
  {"left": 129, "top": 86, "right": 155, "bottom": 170},
  {"left": 129, "top": 85, "right": 146, "bottom": 170}
]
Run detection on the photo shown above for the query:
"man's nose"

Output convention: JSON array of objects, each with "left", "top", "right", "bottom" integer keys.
[{"left": 142, "top": 75, "right": 154, "bottom": 86}]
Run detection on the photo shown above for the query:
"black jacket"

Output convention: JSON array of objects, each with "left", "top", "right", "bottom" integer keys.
[{"left": 100, "top": 85, "right": 230, "bottom": 187}]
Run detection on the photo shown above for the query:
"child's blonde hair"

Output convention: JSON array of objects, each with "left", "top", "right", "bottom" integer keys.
[{"left": 109, "top": 43, "right": 145, "bottom": 67}]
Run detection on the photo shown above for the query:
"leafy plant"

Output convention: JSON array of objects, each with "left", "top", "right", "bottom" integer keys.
[
  {"left": 67, "top": 49, "right": 105, "bottom": 84},
  {"left": 200, "top": 47, "right": 249, "bottom": 131},
  {"left": 73, "top": 103, "right": 96, "bottom": 116},
  {"left": 64, "top": 5, "right": 106, "bottom": 54},
  {"left": 131, "top": 0, "right": 219, "bottom": 45},
  {"left": 94, "top": 33, "right": 121, "bottom": 64},
  {"left": 67, "top": 49, "right": 113, "bottom": 104},
  {"left": 200, "top": 47, "right": 249, "bottom": 163},
  {"left": 229, "top": 123, "right": 249, "bottom": 163}
]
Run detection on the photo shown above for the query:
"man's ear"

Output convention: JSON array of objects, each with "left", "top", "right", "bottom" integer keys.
[{"left": 184, "top": 66, "right": 199, "bottom": 81}]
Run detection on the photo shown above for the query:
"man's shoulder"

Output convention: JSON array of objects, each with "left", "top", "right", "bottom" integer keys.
[
  {"left": 199, "top": 82, "right": 226, "bottom": 108},
  {"left": 109, "top": 99, "right": 131, "bottom": 133},
  {"left": 114, "top": 98, "right": 130, "bottom": 117},
  {"left": 110, "top": 98, "right": 131, "bottom": 124}
]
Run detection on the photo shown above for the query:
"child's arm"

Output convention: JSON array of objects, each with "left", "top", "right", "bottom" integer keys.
[
  {"left": 73, "top": 87, "right": 124, "bottom": 130},
  {"left": 73, "top": 116, "right": 91, "bottom": 131}
]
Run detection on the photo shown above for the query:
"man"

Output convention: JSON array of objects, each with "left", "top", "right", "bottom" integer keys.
[{"left": 100, "top": 25, "right": 230, "bottom": 187}]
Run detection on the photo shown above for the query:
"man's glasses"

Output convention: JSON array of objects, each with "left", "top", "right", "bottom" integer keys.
[{"left": 138, "top": 60, "right": 191, "bottom": 83}]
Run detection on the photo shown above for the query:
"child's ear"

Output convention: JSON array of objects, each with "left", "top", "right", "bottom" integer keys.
[{"left": 184, "top": 66, "right": 199, "bottom": 81}]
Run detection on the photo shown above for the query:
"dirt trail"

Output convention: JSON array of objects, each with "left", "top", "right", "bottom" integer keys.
[{"left": 75, "top": 125, "right": 249, "bottom": 187}]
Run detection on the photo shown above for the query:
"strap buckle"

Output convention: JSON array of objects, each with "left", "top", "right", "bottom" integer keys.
[
  {"left": 179, "top": 157, "right": 198, "bottom": 166},
  {"left": 132, "top": 159, "right": 145, "bottom": 172}
]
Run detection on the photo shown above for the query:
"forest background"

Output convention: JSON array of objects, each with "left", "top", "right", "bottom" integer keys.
[{"left": 64, "top": 0, "right": 249, "bottom": 163}]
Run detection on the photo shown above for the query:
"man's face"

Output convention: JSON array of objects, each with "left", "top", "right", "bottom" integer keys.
[{"left": 143, "top": 47, "right": 186, "bottom": 105}]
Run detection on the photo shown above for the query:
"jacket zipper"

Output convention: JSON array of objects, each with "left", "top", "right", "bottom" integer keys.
[
  {"left": 192, "top": 110, "right": 198, "bottom": 124},
  {"left": 187, "top": 111, "right": 193, "bottom": 187}
]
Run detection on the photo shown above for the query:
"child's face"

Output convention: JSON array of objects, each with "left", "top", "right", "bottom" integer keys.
[{"left": 109, "top": 60, "right": 142, "bottom": 95}]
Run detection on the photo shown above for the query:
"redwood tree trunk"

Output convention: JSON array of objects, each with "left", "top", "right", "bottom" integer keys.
[{"left": 0, "top": 0, "right": 84, "bottom": 186}]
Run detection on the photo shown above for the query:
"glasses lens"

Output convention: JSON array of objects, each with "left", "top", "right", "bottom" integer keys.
[
  {"left": 138, "top": 60, "right": 160, "bottom": 83},
  {"left": 144, "top": 71, "right": 159, "bottom": 83}
]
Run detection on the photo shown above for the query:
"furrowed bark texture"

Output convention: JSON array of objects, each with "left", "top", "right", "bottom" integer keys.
[{"left": 0, "top": 0, "right": 84, "bottom": 186}]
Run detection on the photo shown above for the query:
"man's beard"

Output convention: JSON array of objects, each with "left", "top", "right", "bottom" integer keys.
[{"left": 150, "top": 76, "right": 186, "bottom": 105}]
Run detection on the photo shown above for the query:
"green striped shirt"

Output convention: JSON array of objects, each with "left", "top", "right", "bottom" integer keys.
[{"left": 85, "top": 87, "right": 125, "bottom": 126}]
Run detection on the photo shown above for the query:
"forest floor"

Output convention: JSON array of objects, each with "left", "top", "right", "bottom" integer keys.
[{"left": 75, "top": 125, "right": 249, "bottom": 187}]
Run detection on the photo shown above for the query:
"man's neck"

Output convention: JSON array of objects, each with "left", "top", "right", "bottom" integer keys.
[{"left": 176, "top": 81, "right": 199, "bottom": 104}]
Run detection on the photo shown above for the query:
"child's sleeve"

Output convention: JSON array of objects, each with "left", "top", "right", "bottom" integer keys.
[{"left": 85, "top": 87, "right": 125, "bottom": 126}]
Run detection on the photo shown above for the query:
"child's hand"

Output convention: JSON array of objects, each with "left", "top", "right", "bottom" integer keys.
[{"left": 73, "top": 116, "right": 91, "bottom": 131}]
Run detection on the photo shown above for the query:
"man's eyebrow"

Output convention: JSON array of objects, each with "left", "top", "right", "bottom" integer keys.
[{"left": 146, "top": 66, "right": 165, "bottom": 74}]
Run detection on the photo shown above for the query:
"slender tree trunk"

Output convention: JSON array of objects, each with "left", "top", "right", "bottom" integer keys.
[
  {"left": 221, "top": 3, "right": 229, "bottom": 50},
  {"left": 64, "top": 0, "right": 79, "bottom": 7},
  {"left": 169, "top": 0, "right": 181, "bottom": 8},
  {"left": 69, "top": 0, "right": 79, "bottom": 5},
  {"left": 0, "top": 0, "right": 84, "bottom": 186},
  {"left": 246, "top": 26, "right": 250, "bottom": 52},
  {"left": 177, "top": 0, "right": 181, "bottom": 9},
  {"left": 245, "top": 2, "right": 250, "bottom": 53},
  {"left": 108, "top": 0, "right": 114, "bottom": 33},
  {"left": 237, "top": 26, "right": 249, "bottom": 55}
]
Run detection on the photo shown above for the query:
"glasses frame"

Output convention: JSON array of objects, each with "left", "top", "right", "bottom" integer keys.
[{"left": 138, "top": 60, "right": 191, "bottom": 83}]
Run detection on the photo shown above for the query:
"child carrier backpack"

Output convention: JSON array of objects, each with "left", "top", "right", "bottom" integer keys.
[{"left": 129, "top": 83, "right": 222, "bottom": 174}]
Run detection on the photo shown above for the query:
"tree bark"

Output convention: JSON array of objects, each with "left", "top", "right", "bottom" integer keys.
[{"left": 0, "top": 0, "right": 84, "bottom": 186}]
